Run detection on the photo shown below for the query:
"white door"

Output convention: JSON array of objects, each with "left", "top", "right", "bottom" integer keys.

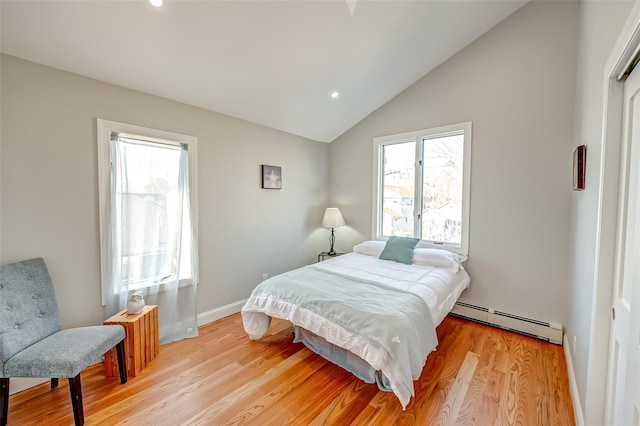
[{"left": 607, "top": 63, "right": 640, "bottom": 426}]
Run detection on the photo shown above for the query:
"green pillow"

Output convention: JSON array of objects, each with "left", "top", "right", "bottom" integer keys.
[{"left": 378, "top": 236, "right": 420, "bottom": 264}]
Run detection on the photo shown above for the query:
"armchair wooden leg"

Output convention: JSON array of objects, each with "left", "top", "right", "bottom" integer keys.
[
  {"left": 68, "top": 375, "right": 84, "bottom": 426},
  {"left": 51, "top": 378, "right": 59, "bottom": 389},
  {"left": 1, "top": 378, "right": 9, "bottom": 426},
  {"left": 116, "top": 339, "right": 127, "bottom": 384}
]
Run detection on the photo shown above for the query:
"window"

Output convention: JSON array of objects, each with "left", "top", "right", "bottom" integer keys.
[
  {"left": 97, "top": 119, "right": 198, "bottom": 303},
  {"left": 372, "top": 122, "right": 472, "bottom": 255}
]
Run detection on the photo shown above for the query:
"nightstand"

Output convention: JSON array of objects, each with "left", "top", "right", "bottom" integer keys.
[
  {"left": 104, "top": 305, "right": 159, "bottom": 378},
  {"left": 318, "top": 251, "right": 344, "bottom": 262}
]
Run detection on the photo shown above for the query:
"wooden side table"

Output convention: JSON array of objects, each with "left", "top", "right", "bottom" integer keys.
[{"left": 104, "top": 305, "right": 159, "bottom": 378}]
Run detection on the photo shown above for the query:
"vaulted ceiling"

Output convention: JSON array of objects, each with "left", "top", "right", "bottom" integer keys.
[{"left": 1, "top": 1, "right": 526, "bottom": 142}]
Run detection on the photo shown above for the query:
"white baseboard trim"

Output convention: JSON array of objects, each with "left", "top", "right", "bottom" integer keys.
[
  {"left": 197, "top": 299, "right": 247, "bottom": 327},
  {"left": 564, "top": 334, "right": 584, "bottom": 426},
  {"left": 9, "top": 378, "right": 48, "bottom": 396}
]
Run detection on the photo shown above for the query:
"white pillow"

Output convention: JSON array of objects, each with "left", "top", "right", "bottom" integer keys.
[
  {"left": 353, "top": 240, "right": 466, "bottom": 272},
  {"left": 412, "top": 248, "right": 467, "bottom": 272},
  {"left": 352, "top": 240, "right": 386, "bottom": 257}
]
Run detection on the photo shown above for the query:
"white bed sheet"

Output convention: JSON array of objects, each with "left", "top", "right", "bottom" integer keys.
[{"left": 311, "top": 252, "right": 470, "bottom": 326}]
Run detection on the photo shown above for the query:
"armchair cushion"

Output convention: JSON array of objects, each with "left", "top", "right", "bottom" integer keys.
[
  {"left": 4, "top": 326, "right": 125, "bottom": 378},
  {"left": 0, "top": 258, "right": 61, "bottom": 366}
]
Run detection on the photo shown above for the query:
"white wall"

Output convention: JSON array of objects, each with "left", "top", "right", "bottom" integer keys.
[
  {"left": 0, "top": 54, "right": 330, "bottom": 329},
  {"left": 329, "top": 1, "right": 578, "bottom": 326},
  {"left": 568, "top": 1, "right": 635, "bottom": 423}
]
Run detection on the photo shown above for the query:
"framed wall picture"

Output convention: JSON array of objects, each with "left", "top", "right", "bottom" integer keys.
[
  {"left": 573, "top": 145, "right": 586, "bottom": 191},
  {"left": 261, "top": 165, "right": 282, "bottom": 189}
]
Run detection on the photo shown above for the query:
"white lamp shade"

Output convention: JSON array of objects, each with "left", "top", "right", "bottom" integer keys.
[{"left": 322, "top": 208, "right": 346, "bottom": 228}]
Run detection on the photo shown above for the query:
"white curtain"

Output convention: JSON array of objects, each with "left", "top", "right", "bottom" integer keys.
[{"left": 105, "top": 134, "right": 198, "bottom": 344}]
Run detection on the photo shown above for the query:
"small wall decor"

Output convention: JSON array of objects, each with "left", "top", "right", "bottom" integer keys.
[
  {"left": 573, "top": 145, "right": 586, "bottom": 191},
  {"left": 261, "top": 165, "right": 282, "bottom": 189}
]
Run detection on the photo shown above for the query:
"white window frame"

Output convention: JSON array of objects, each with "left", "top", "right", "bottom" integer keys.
[
  {"left": 372, "top": 121, "right": 472, "bottom": 255},
  {"left": 97, "top": 119, "right": 198, "bottom": 304}
]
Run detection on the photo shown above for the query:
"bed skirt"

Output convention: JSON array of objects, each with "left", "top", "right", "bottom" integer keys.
[{"left": 292, "top": 325, "right": 392, "bottom": 392}]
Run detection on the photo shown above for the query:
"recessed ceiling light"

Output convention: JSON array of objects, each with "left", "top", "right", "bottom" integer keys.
[
  {"left": 331, "top": 91, "right": 340, "bottom": 99},
  {"left": 149, "top": 0, "right": 163, "bottom": 7}
]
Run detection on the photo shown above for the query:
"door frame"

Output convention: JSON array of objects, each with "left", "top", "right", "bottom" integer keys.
[{"left": 588, "top": 3, "right": 640, "bottom": 424}]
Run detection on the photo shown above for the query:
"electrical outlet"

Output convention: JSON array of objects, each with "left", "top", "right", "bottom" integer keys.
[
  {"left": 262, "top": 273, "right": 268, "bottom": 281},
  {"left": 573, "top": 336, "right": 577, "bottom": 356}
]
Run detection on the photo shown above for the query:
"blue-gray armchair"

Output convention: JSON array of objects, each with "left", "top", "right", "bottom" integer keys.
[{"left": 0, "top": 258, "right": 127, "bottom": 426}]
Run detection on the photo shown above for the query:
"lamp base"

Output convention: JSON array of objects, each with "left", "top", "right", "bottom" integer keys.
[{"left": 328, "top": 228, "right": 336, "bottom": 255}]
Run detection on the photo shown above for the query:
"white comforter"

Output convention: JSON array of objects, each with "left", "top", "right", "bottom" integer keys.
[{"left": 241, "top": 252, "right": 470, "bottom": 409}]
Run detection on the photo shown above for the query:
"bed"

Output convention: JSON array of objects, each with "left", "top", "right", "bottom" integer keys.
[{"left": 241, "top": 239, "right": 470, "bottom": 409}]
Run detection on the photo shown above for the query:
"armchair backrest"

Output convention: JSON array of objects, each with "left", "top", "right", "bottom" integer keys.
[{"left": 0, "top": 258, "right": 62, "bottom": 375}]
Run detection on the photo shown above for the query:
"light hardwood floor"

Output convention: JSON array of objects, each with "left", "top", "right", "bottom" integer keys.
[{"left": 7, "top": 314, "right": 575, "bottom": 425}]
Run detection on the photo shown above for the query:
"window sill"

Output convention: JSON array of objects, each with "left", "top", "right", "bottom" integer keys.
[{"left": 125, "top": 278, "right": 194, "bottom": 296}]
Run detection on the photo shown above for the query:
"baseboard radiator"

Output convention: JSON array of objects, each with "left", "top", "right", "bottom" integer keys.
[{"left": 450, "top": 302, "right": 563, "bottom": 345}]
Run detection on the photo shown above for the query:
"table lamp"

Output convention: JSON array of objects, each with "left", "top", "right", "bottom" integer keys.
[{"left": 322, "top": 207, "right": 346, "bottom": 255}]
